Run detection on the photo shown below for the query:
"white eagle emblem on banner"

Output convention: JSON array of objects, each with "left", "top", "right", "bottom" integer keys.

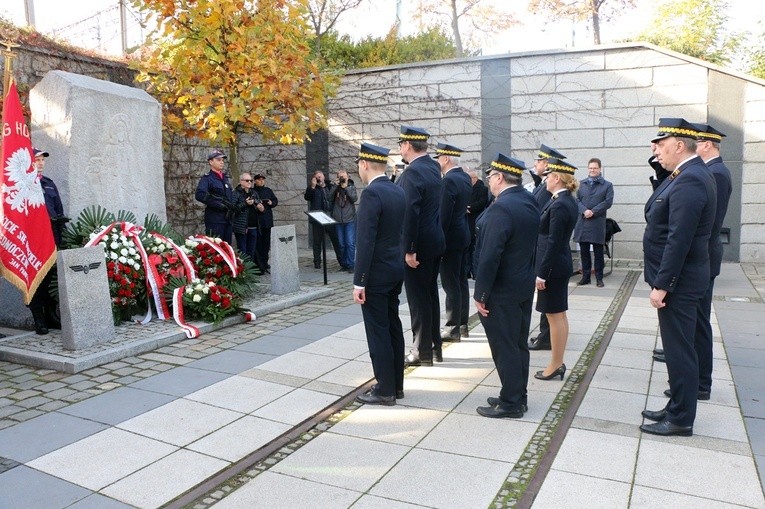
[{"left": 3, "top": 148, "right": 45, "bottom": 214}]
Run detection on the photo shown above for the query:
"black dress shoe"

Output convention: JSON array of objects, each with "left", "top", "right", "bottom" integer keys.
[
  {"left": 476, "top": 405, "right": 524, "bottom": 419},
  {"left": 534, "top": 364, "right": 566, "bottom": 381},
  {"left": 396, "top": 390, "right": 405, "bottom": 399},
  {"left": 440, "top": 332, "right": 461, "bottom": 343},
  {"left": 404, "top": 352, "right": 433, "bottom": 367},
  {"left": 433, "top": 348, "right": 443, "bottom": 363},
  {"left": 596, "top": 279, "right": 604, "bottom": 287},
  {"left": 639, "top": 419, "right": 693, "bottom": 437},
  {"left": 653, "top": 348, "right": 664, "bottom": 355},
  {"left": 356, "top": 391, "right": 395, "bottom": 406},
  {"left": 641, "top": 408, "right": 667, "bottom": 422},
  {"left": 664, "top": 389, "right": 711, "bottom": 400},
  {"left": 314, "top": 262, "right": 321, "bottom": 269},
  {"left": 653, "top": 352, "right": 666, "bottom": 363},
  {"left": 576, "top": 277, "right": 591, "bottom": 285},
  {"left": 528, "top": 337, "right": 551, "bottom": 351},
  {"left": 459, "top": 325, "right": 469, "bottom": 338},
  {"left": 487, "top": 397, "right": 528, "bottom": 413}
]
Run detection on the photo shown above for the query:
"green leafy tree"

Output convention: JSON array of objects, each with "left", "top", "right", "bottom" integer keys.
[
  {"left": 411, "top": 0, "right": 517, "bottom": 57},
  {"left": 130, "top": 0, "right": 337, "bottom": 178},
  {"left": 528, "top": 0, "right": 636, "bottom": 45},
  {"left": 632, "top": 0, "right": 742, "bottom": 65},
  {"left": 742, "top": 22, "right": 765, "bottom": 79},
  {"left": 319, "top": 26, "right": 465, "bottom": 70}
]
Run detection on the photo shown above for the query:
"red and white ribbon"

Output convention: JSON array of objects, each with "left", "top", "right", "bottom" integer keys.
[{"left": 172, "top": 286, "right": 200, "bottom": 339}]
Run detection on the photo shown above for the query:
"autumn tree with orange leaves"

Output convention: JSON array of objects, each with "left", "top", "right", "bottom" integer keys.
[{"left": 131, "top": 0, "right": 336, "bottom": 177}]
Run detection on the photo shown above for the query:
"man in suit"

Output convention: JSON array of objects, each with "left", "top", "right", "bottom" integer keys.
[
  {"left": 474, "top": 153, "right": 540, "bottom": 418},
  {"left": 466, "top": 169, "right": 489, "bottom": 281},
  {"left": 528, "top": 144, "right": 567, "bottom": 352},
  {"left": 436, "top": 143, "right": 472, "bottom": 343},
  {"left": 640, "top": 118, "right": 716, "bottom": 437},
  {"left": 574, "top": 158, "right": 614, "bottom": 287},
  {"left": 353, "top": 143, "right": 407, "bottom": 406},
  {"left": 397, "top": 126, "right": 446, "bottom": 367}
]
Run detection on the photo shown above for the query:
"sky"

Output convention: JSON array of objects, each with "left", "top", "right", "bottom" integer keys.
[{"left": 0, "top": 0, "right": 761, "bottom": 58}]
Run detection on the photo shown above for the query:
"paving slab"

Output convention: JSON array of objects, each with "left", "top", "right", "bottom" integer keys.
[
  {"left": 532, "top": 470, "right": 631, "bottom": 509},
  {"left": 273, "top": 432, "right": 409, "bottom": 492},
  {"left": 370, "top": 448, "right": 511, "bottom": 509},
  {"left": 27, "top": 428, "right": 176, "bottom": 491},
  {"left": 330, "top": 405, "right": 446, "bottom": 446},
  {"left": 128, "top": 366, "right": 231, "bottom": 397},
  {"left": 213, "top": 470, "right": 360, "bottom": 509},
  {"left": 0, "top": 411, "right": 108, "bottom": 462},
  {"left": 101, "top": 449, "right": 228, "bottom": 509},
  {"left": 255, "top": 351, "right": 349, "bottom": 379},
  {"left": 232, "top": 335, "right": 315, "bottom": 355},
  {"left": 187, "top": 415, "right": 292, "bottom": 462},
  {"left": 116, "top": 398, "right": 242, "bottom": 447},
  {"left": 550, "top": 428, "right": 639, "bottom": 482},
  {"left": 0, "top": 465, "right": 94, "bottom": 509},
  {"left": 635, "top": 439, "right": 765, "bottom": 508},
  {"left": 184, "top": 350, "right": 275, "bottom": 374},
  {"left": 183, "top": 375, "right": 293, "bottom": 414},
  {"left": 57, "top": 386, "right": 175, "bottom": 425},
  {"left": 251, "top": 387, "right": 339, "bottom": 425}
]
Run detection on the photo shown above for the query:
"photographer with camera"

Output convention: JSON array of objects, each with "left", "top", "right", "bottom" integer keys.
[
  {"left": 304, "top": 170, "right": 342, "bottom": 269},
  {"left": 194, "top": 149, "right": 234, "bottom": 244},
  {"left": 232, "top": 172, "right": 262, "bottom": 270},
  {"left": 327, "top": 170, "right": 358, "bottom": 273}
]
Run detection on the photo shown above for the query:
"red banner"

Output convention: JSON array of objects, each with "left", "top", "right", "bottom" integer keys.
[{"left": 0, "top": 81, "right": 57, "bottom": 304}]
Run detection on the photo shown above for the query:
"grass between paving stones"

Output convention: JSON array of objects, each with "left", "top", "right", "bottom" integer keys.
[{"left": 492, "top": 270, "right": 640, "bottom": 509}]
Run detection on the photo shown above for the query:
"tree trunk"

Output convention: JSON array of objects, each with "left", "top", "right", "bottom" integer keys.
[
  {"left": 591, "top": 0, "right": 601, "bottom": 45},
  {"left": 229, "top": 141, "right": 240, "bottom": 184},
  {"left": 450, "top": 0, "right": 463, "bottom": 57}
]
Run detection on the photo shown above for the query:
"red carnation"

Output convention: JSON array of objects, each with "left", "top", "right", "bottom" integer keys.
[
  {"left": 203, "top": 259, "right": 212, "bottom": 266},
  {"left": 222, "top": 298, "right": 230, "bottom": 308},
  {"left": 210, "top": 292, "right": 221, "bottom": 303},
  {"left": 107, "top": 262, "right": 116, "bottom": 270},
  {"left": 223, "top": 266, "right": 230, "bottom": 274}
]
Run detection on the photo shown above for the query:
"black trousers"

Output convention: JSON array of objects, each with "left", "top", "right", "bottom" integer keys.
[
  {"left": 579, "top": 242, "right": 604, "bottom": 280},
  {"left": 658, "top": 291, "right": 703, "bottom": 427},
  {"left": 205, "top": 221, "right": 233, "bottom": 246},
  {"left": 361, "top": 280, "right": 405, "bottom": 397},
  {"left": 256, "top": 227, "right": 272, "bottom": 267},
  {"left": 480, "top": 294, "right": 532, "bottom": 409},
  {"left": 404, "top": 256, "right": 441, "bottom": 360},
  {"left": 310, "top": 222, "right": 341, "bottom": 266},
  {"left": 695, "top": 278, "right": 715, "bottom": 393},
  {"left": 532, "top": 312, "right": 550, "bottom": 343},
  {"left": 441, "top": 248, "right": 469, "bottom": 337}
]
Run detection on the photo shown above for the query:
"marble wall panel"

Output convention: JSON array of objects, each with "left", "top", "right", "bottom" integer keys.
[
  {"left": 512, "top": 90, "right": 604, "bottom": 113},
  {"left": 556, "top": 108, "right": 655, "bottom": 130},
  {"left": 605, "top": 47, "right": 686, "bottom": 70},
  {"left": 556, "top": 68, "right": 653, "bottom": 93},
  {"left": 605, "top": 84, "right": 707, "bottom": 109},
  {"left": 653, "top": 64, "right": 708, "bottom": 86}
]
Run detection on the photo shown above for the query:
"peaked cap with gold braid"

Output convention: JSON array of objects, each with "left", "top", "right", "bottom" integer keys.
[
  {"left": 486, "top": 152, "right": 525, "bottom": 175},
  {"left": 356, "top": 142, "right": 390, "bottom": 163}
]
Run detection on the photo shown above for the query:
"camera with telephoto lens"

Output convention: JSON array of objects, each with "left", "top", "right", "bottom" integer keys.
[{"left": 338, "top": 177, "right": 346, "bottom": 184}]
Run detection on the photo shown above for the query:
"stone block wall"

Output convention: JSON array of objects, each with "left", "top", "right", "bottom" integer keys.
[{"left": 317, "top": 44, "right": 765, "bottom": 262}]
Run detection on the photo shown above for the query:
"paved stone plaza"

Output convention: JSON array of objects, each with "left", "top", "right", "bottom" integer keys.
[{"left": 0, "top": 259, "right": 763, "bottom": 508}]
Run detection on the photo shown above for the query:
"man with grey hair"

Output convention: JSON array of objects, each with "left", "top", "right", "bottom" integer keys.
[
  {"left": 435, "top": 143, "right": 472, "bottom": 343},
  {"left": 466, "top": 167, "right": 489, "bottom": 281},
  {"left": 640, "top": 118, "right": 716, "bottom": 437}
]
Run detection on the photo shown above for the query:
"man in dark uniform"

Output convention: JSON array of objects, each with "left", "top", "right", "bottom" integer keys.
[
  {"left": 28, "top": 147, "right": 67, "bottom": 335},
  {"left": 396, "top": 126, "right": 446, "bottom": 367},
  {"left": 640, "top": 118, "right": 716, "bottom": 437},
  {"left": 252, "top": 172, "right": 278, "bottom": 274},
  {"left": 194, "top": 149, "right": 234, "bottom": 244},
  {"left": 654, "top": 126, "right": 734, "bottom": 377},
  {"left": 353, "top": 143, "right": 407, "bottom": 406},
  {"left": 474, "top": 153, "right": 540, "bottom": 418},
  {"left": 466, "top": 169, "right": 489, "bottom": 281},
  {"left": 435, "top": 143, "right": 472, "bottom": 343},
  {"left": 528, "top": 144, "right": 567, "bottom": 352}
]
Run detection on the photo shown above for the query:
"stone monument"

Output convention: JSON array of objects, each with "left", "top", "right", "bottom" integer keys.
[
  {"left": 57, "top": 246, "right": 115, "bottom": 350},
  {"left": 270, "top": 224, "right": 300, "bottom": 294},
  {"left": 0, "top": 70, "right": 166, "bottom": 330},
  {"left": 29, "top": 70, "right": 166, "bottom": 223}
]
